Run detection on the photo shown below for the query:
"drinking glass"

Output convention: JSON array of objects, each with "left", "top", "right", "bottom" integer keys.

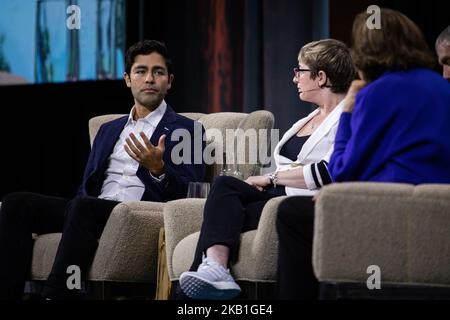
[{"left": 186, "top": 182, "right": 210, "bottom": 198}]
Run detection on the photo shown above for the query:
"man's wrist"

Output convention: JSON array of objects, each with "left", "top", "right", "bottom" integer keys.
[{"left": 150, "top": 161, "right": 165, "bottom": 177}]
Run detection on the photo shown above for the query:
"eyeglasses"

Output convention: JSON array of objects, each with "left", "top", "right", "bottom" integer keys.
[{"left": 293, "top": 67, "right": 310, "bottom": 78}]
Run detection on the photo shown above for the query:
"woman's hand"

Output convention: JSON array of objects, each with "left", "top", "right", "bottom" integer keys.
[
  {"left": 245, "top": 175, "right": 271, "bottom": 191},
  {"left": 342, "top": 79, "right": 367, "bottom": 113}
]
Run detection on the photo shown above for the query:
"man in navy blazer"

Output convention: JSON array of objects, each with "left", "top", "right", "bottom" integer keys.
[
  {"left": 0, "top": 40, "right": 205, "bottom": 300},
  {"left": 79, "top": 102, "right": 205, "bottom": 202}
]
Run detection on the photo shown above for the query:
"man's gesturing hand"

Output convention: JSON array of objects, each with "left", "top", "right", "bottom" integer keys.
[{"left": 124, "top": 132, "right": 166, "bottom": 176}]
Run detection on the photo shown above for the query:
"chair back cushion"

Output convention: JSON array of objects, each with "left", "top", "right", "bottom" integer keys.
[
  {"left": 88, "top": 113, "right": 204, "bottom": 146},
  {"left": 235, "top": 110, "right": 274, "bottom": 179},
  {"left": 196, "top": 111, "right": 274, "bottom": 181},
  {"left": 88, "top": 114, "right": 126, "bottom": 146}
]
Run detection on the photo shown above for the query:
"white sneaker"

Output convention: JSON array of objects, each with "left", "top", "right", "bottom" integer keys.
[{"left": 179, "top": 257, "right": 241, "bottom": 300}]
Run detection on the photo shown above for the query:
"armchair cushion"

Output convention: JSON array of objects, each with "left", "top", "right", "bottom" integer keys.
[
  {"left": 31, "top": 233, "right": 61, "bottom": 280},
  {"left": 31, "top": 201, "right": 164, "bottom": 283},
  {"left": 197, "top": 111, "right": 274, "bottom": 180},
  {"left": 235, "top": 110, "right": 274, "bottom": 179},
  {"left": 88, "top": 114, "right": 125, "bottom": 146},
  {"left": 89, "top": 201, "right": 164, "bottom": 282}
]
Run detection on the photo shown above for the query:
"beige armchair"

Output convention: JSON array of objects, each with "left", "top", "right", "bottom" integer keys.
[
  {"left": 313, "top": 182, "right": 450, "bottom": 299},
  {"left": 164, "top": 196, "right": 288, "bottom": 297},
  {"left": 28, "top": 110, "right": 274, "bottom": 299},
  {"left": 163, "top": 112, "right": 281, "bottom": 299}
]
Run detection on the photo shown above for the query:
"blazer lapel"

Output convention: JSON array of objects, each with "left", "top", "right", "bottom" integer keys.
[
  {"left": 97, "top": 116, "right": 128, "bottom": 166},
  {"left": 297, "top": 100, "right": 344, "bottom": 161},
  {"left": 150, "top": 104, "right": 176, "bottom": 146}
]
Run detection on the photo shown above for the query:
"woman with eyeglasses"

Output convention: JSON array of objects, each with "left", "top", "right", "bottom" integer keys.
[{"left": 178, "top": 39, "right": 356, "bottom": 300}]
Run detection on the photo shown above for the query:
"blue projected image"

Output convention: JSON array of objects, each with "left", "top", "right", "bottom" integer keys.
[{"left": 0, "top": 0, "right": 125, "bottom": 85}]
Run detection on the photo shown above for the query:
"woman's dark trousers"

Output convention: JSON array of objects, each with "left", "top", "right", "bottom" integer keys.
[
  {"left": 276, "top": 195, "right": 318, "bottom": 300},
  {"left": 190, "top": 176, "right": 283, "bottom": 271}
]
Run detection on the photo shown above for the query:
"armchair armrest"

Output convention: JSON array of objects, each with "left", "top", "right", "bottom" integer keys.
[
  {"left": 313, "top": 182, "right": 450, "bottom": 287},
  {"left": 233, "top": 196, "right": 288, "bottom": 281},
  {"left": 89, "top": 201, "right": 164, "bottom": 283},
  {"left": 163, "top": 198, "right": 206, "bottom": 280}
]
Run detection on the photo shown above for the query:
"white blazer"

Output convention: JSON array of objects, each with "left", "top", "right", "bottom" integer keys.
[{"left": 273, "top": 100, "right": 344, "bottom": 196}]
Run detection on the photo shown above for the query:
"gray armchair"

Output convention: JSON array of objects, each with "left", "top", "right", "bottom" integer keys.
[
  {"left": 313, "top": 182, "right": 450, "bottom": 299},
  {"left": 28, "top": 110, "right": 274, "bottom": 299}
]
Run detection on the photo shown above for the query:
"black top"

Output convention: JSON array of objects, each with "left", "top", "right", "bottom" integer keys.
[
  {"left": 279, "top": 134, "right": 311, "bottom": 161},
  {"left": 264, "top": 134, "right": 311, "bottom": 196}
]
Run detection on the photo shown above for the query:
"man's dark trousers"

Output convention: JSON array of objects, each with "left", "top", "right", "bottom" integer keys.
[{"left": 0, "top": 192, "right": 118, "bottom": 299}]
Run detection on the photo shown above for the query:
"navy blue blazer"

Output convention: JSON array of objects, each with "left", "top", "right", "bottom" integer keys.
[{"left": 78, "top": 105, "right": 206, "bottom": 202}]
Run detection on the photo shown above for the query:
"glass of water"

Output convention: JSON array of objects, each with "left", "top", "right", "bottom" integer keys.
[{"left": 187, "top": 182, "right": 210, "bottom": 198}]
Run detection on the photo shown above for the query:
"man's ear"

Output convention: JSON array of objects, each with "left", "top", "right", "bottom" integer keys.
[
  {"left": 124, "top": 72, "right": 131, "bottom": 87},
  {"left": 167, "top": 74, "right": 174, "bottom": 90}
]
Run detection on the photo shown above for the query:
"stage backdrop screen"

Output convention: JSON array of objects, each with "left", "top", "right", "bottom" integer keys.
[{"left": 0, "top": 0, "right": 125, "bottom": 85}]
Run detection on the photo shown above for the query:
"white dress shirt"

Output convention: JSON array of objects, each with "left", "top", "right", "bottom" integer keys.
[{"left": 98, "top": 101, "right": 167, "bottom": 202}]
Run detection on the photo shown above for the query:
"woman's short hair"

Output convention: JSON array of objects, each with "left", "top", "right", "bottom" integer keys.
[
  {"left": 351, "top": 8, "right": 435, "bottom": 82},
  {"left": 299, "top": 39, "right": 356, "bottom": 94}
]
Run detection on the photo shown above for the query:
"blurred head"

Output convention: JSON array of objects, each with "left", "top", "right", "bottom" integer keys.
[
  {"left": 435, "top": 26, "right": 450, "bottom": 82},
  {"left": 351, "top": 8, "right": 435, "bottom": 82},
  {"left": 124, "top": 40, "right": 174, "bottom": 110},
  {"left": 293, "top": 39, "right": 356, "bottom": 103}
]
